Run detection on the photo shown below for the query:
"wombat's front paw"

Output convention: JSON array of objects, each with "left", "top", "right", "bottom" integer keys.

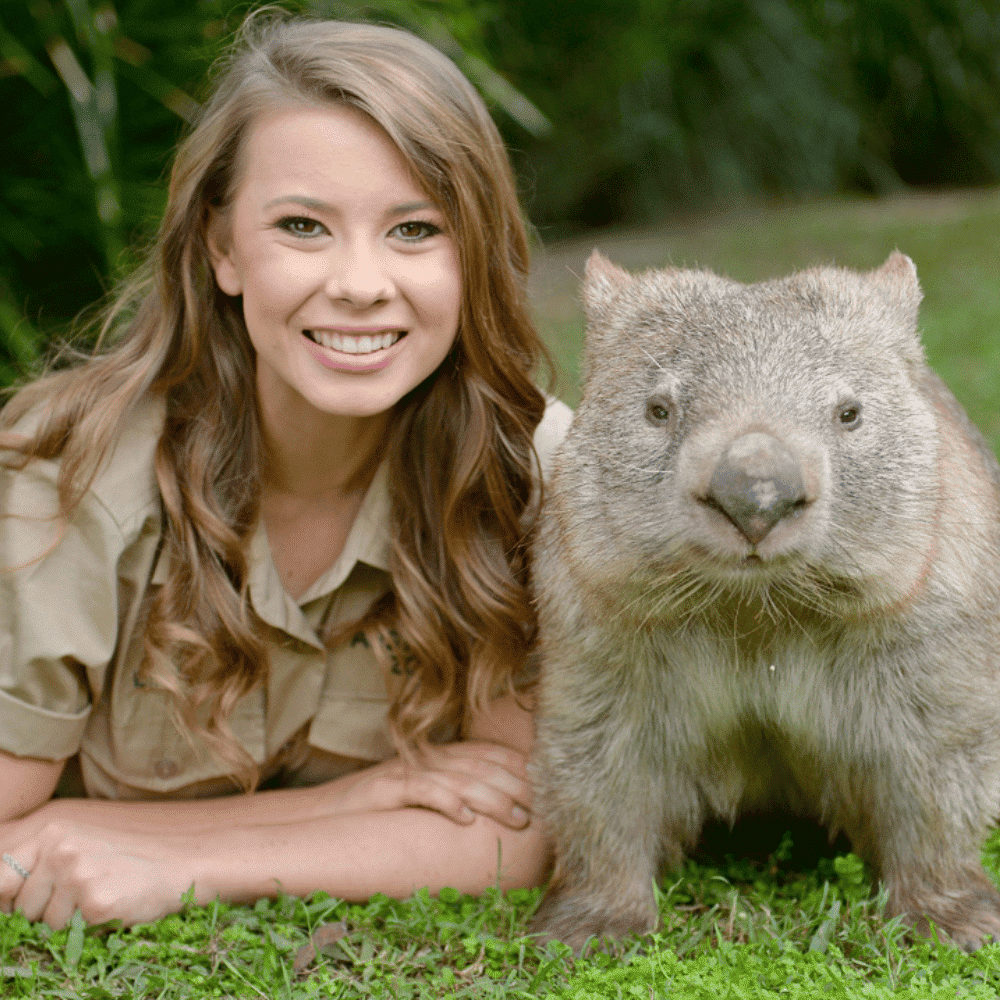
[
  {"left": 530, "top": 888, "right": 658, "bottom": 953},
  {"left": 893, "top": 872, "right": 1000, "bottom": 951}
]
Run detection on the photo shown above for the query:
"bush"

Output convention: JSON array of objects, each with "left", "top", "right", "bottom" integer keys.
[{"left": 488, "top": 0, "right": 1000, "bottom": 228}]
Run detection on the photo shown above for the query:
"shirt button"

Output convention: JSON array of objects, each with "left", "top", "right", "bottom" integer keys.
[{"left": 154, "top": 759, "right": 178, "bottom": 779}]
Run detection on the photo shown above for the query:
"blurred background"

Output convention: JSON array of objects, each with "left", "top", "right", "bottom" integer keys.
[{"left": 3, "top": 0, "right": 1000, "bottom": 440}]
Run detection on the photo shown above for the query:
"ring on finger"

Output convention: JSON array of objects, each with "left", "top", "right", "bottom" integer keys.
[{"left": 2, "top": 853, "right": 30, "bottom": 880}]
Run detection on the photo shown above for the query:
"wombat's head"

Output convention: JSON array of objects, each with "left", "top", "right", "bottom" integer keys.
[{"left": 556, "top": 251, "right": 940, "bottom": 620}]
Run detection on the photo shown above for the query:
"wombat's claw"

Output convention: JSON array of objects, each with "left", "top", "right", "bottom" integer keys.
[
  {"left": 941, "top": 915, "right": 1000, "bottom": 953},
  {"left": 902, "top": 881, "right": 1000, "bottom": 951},
  {"left": 530, "top": 896, "right": 658, "bottom": 954}
]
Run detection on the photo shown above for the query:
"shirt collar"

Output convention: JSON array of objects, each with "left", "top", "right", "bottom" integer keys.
[
  {"left": 247, "top": 460, "right": 391, "bottom": 645},
  {"left": 297, "top": 459, "right": 391, "bottom": 601}
]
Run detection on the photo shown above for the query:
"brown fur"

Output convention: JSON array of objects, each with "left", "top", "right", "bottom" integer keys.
[{"left": 530, "top": 251, "right": 1000, "bottom": 951}]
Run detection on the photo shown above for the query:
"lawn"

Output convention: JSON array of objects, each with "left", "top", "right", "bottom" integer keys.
[{"left": 3, "top": 189, "right": 1000, "bottom": 997}]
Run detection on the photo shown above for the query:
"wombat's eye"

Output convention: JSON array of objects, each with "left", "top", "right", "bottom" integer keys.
[
  {"left": 645, "top": 396, "right": 672, "bottom": 426},
  {"left": 836, "top": 402, "right": 863, "bottom": 430}
]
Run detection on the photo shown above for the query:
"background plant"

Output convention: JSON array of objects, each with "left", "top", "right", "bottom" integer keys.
[
  {"left": 488, "top": 0, "right": 1000, "bottom": 229},
  {"left": 4, "top": 3, "right": 1000, "bottom": 992},
  {"left": 1, "top": 0, "right": 234, "bottom": 382}
]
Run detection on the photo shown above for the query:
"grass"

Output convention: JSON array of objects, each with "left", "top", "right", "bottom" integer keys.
[
  {"left": 2, "top": 835, "right": 1000, "bottom": 997},
  {"left": 5, "top": 189, "right": 1000, "bottom": 996}
]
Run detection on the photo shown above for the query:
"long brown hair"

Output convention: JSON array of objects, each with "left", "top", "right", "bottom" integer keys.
[{"left": 1, "top": 14, "right": 549, "bottom": 786}]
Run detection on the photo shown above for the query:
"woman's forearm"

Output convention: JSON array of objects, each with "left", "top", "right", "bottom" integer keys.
[
  {"left": 42, "top": 773, "right": 371, "bottom": 835},
  {"left": 0, "top": 717, "right": 546, "bottom": 927},
  {"left": 181, "top": 807, "right": 550, "bottom": 904},
  {"left": 36, "top": 738, "right": 535, "bottom": 838},
  {"left": 0, "top": 800, "right": 550, "bottom": 928}
]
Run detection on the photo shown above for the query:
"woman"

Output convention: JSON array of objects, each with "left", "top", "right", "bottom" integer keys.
[{"left": 0, "top": 14, "right": 570, "bottom": 928}]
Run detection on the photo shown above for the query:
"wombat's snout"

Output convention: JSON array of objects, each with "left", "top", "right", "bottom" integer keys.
[{"left": 704, "top": 432, "right": 807, "bottom": 545}]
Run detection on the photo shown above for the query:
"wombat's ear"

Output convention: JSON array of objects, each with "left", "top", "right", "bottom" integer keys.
[
  {"left": 873, "top": 252, "right": 921, "bottom": 300},
  {"left": 582, "top": 250, "right": 634, "bottom": 321},
  {"left": 872, "top": 252, "right": 923, "bottom": 348}
]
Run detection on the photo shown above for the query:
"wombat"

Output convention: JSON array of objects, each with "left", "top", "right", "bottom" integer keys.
[{"left": 530, "top": 250, "right": 1000, "bottom": 952}]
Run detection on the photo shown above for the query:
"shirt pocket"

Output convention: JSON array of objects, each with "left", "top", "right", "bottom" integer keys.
[
  {"left": 308, "top": 631, "right": 394, "bottom": 762},
  {"left": 87, "top": 612, "right": 268, "bottom": 795}
]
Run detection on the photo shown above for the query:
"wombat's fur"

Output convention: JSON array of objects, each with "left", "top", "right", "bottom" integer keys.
[{"left": 530, "top": 251, "right": 1000, "bottom": 952}]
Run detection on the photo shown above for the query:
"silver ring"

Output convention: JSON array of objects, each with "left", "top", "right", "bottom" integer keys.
[{"left": 2, "top": 853, "right": 30, "bottom": 879}]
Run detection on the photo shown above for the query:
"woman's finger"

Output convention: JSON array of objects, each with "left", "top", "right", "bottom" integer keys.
[
  {"left": 1, "top": 843, "right": 39, "bottom": 914},
  {"left": 355, "top": 742, "right": 533, "bottom": 826},
  {"left": 449, "top": 754, "right": 531, "bottom": 799},
  {"left": 10, "top": 824, "right": 91, "bottom": 925},
  {"left": 398, "top": 772, "right": 479, "bottom": 825},
  {"left": 430, "top": 754, "right": 533, "bottom": 812},
  {"left": 0, "top": 854, "right": 27, "bottom": 885},
  {"left": 2, "top": 853, "right": 30, "bottom": 879},
  {"left": 40, "top": 885, "right": 78, "bottom": 931},
  {"left": 437, "top": 741, "right": 529, "bottom": 777},
  {"left": 0, "top": 864, "right": 26, "bottom": 912},
  {"left": 12, "top": 869, "right": 54, "bottom": 924},
  {"left": 420, "top": 771, "right": 529, "bottom": 829}
]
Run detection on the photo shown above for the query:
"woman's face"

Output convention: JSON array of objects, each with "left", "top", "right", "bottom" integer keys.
[{"left": 209, "top": 103, "right": 463, "bottom": 422}]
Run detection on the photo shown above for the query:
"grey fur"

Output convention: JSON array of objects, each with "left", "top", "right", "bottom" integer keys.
[{"left": 530, "top": 251, "right": 1000, "bottom": 952}]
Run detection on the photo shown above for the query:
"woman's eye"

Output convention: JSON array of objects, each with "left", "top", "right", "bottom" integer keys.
[
  {"left": 278, "top": 216, "right": 326, "bottom": 238},
  {"left": 391, "top": 220, "right": 441, "bottom": 242}
]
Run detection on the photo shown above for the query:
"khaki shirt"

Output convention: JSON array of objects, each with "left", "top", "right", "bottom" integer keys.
[{"left": 0, "top": 393, "right": 572, "bottom": 800}]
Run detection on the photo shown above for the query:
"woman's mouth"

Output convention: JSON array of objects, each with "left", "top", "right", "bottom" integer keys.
[{"left": 304, "top": 329, "right": 404, "bottom": 354}]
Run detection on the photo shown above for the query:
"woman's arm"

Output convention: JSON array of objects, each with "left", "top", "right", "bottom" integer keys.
[
  {"left": 191, "top": 802, "right": 548, "bottom": 904},
  {"left": 28, "top": 741, "right": 530, "bottom": 834},
  {"left": 11, "top": 692, "right": 534, "bottom": 834},
  {"left": 3, "top": 789, "right": 549, "bottom": 929},
  {"left": 0, "top": 693, "right": 551, "bottom": 927},
  {"left": 0, "top": 751, "right": 66, "bottom": 822}
]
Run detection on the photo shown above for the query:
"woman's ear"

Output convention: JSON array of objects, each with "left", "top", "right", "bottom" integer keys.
[{"left": 206, "top": 208, "right": 243, "bottom": 297}]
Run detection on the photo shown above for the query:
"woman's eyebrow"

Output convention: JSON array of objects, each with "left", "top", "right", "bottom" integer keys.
[
  {"left": 263, "top": 195, "right": 332, "bottom": 211},
  {"left": 392, "top": 200, "right": 435, "bottom": 214},
  {"left": 262, "top": 195, "right": 437, "bottom": 214}
]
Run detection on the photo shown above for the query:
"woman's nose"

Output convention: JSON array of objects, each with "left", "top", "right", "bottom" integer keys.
[{"left": 324, "top": 241, "right": 392, "bottom": 307}]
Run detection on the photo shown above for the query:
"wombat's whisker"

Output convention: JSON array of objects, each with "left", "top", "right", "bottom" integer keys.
[
  {"left": 639, "top": 580, "right": 701, "bottom": 631},
  {"left": 638, "top": 346, "right": 666, "bottom": 372},
  {"left": 672, "top": 581, "right": 718, "bottom": 625}
]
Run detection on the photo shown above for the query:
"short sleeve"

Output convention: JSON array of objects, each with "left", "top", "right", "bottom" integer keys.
[
  {"left": 522, "top": 395, "right": 573, "bottom": 530},
  {"left": 533, "top": 396, "right": 574, "bottom": 482},
  {"left": 0, "top": 460, "right": 126, "bottom": 759}
]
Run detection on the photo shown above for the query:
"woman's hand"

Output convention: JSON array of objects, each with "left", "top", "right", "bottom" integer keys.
[
  {"left": 0, "top": 810, "right": 192, "bottom": 929},
  {"left": 339, "top": 740, "right": 533, "bottom": 829}
]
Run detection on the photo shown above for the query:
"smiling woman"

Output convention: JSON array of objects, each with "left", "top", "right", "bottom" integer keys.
[
  {"left": 209, "top": 103, "right": 463, "bottom": 425},
  {"left": 0, "top": 13, "right": 569, "bottom": 930}
]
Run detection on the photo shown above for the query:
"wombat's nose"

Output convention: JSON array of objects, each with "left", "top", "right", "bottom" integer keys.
[{"left": 706, "top": 433, "right": 807, "bottom": 545}]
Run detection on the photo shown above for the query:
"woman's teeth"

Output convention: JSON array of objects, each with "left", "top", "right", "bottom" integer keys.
[{"left": 309, "top": 330, "right": 402, "bottom": 354}]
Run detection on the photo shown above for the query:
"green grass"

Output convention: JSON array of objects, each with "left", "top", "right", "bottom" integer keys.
[
  {"left": 530, "top": 187, "right": 1000, "bottom": 455},
  {"left": 2, "top": 834, "right": 1000, "bottom": 997},
  {"left": 5, "top": 190, "right": 1000, "bottom": 996}
]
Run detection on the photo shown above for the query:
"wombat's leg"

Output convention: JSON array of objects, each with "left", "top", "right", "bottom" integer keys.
[
  {"left": 530, "top": 768, "right": 678, "bottom": 952},
  {"left": 529, "top": 698, "right": 698, "bottom": 952},
  {"left": 841, "top": 766, "right": 1000, "bottom": 950},
  {"left": 886, "top": 867, "right": 1000, "bottom": 951},
  {"left": 871, "top": 829, "right": 1000, "bottom": 950}
]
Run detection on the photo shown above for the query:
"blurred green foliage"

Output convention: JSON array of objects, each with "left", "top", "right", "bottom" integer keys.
[
  {"left": 1, "top": 0, "right": 239, "bottom": 383},
  {"left": 3, "top": 0, "right": 1000, "bottom": 382},
  {"left": 489, "top": 0, "right": 1000, "bottom": 229}
]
